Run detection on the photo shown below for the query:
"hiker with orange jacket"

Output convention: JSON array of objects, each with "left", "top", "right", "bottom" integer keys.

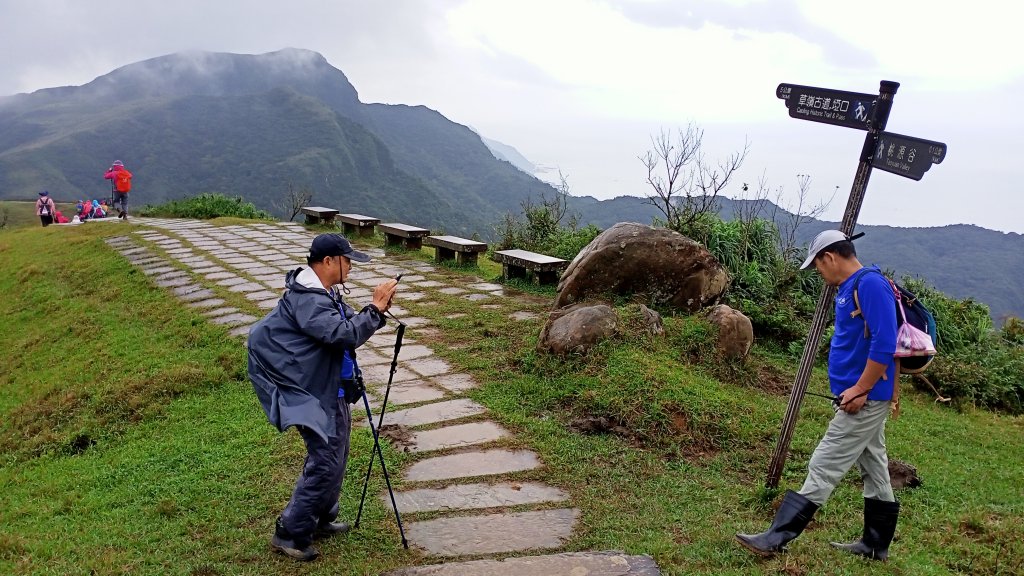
[{"left": 103, "top": 160, "right": 133, "bottom": 220}]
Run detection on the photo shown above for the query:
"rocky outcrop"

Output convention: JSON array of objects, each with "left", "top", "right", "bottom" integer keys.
[
  {"left": 553, "top": 223, "right": 728, "bottom": 312},
  {"left": 537, "top": 304, "right": 618, "bottom": 356},
  {"left": 705, "top": 304, "right": 754, "bottom": 359}
]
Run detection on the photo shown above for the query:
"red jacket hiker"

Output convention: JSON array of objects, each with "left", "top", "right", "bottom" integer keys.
[{"left": 103, "top": 160, "right": 133, "bottom": 219}]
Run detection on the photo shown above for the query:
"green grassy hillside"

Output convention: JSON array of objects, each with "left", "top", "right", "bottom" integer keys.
[{"left": 1, "top": 222, "right": 1021, "bottom": 575}]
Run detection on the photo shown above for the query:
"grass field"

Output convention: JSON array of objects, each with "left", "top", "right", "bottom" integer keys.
[
  {"left": 0, "top": 200, "right": 79, "bottom": 229},
  {"left": 1, "top": 221, "right": 1021, "bottom": 575}
]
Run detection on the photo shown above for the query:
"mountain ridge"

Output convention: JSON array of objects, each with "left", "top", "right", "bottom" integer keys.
[{"left": 0, "top": 48, "right": 1020, "bottom": 320}]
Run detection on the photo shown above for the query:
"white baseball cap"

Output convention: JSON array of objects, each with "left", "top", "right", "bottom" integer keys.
[{"left": 800, "top": 230, "right": 864, "bottom": 270}]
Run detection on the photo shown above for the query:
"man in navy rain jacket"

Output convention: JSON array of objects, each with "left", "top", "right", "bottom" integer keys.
[{"left": 249, "top": 233, "right": 397, "bottom": 561}]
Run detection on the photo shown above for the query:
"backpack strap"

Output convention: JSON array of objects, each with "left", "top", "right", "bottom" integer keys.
[{"left": 850, "top": 268, "right": 890, "bottom": 382}]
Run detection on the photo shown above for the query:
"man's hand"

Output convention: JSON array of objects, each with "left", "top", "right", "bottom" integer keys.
[
  {"left": 839, "top": 385, "right": 869, "bottom": 414},
  {"left": 371, "top": 279, "right": 399, "bottom": 313}
]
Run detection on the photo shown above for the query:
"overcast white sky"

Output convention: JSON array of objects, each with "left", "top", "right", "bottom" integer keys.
[{"left": 2, "top": 0, "right": 1022, "bottom": 232}]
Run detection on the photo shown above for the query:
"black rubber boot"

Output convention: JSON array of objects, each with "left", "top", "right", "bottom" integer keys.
[
  {"left": 736, "top": 490, "right": 819, "bottom": 556},
  {"left": 831, "top": 498, "right": 899, "bottom": 561},
  {"left": 270, "top": 517, "right": 320, "bottom": 561},
  {"left": 314, "top": 520, "right": 351, "bottom": 540}
]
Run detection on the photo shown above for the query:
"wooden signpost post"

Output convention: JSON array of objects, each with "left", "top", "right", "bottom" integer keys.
[{"left": 765, "top": 80, "right": 947, "bottom": 489}]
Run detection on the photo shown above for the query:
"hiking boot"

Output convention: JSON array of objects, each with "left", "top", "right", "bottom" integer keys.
[
  {"left": 314, "top": 520, "right": 351, "bottom": 540},
  {"left": 271, "top": 518, "right": 319, "bottom": 561},
  {"left": 118, "top": 211, "right": 125, "bottom": 219},
  {"left": 830, "top": 498, "right": 900, "bottom": 561},
  {"left": 736, "top": 490, "right": 819, "bottom": 556}
]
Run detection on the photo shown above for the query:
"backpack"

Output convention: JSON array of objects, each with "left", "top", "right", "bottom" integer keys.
[
  {"left": 115, "top": 170, "right": 132, "bottom": 192},
  {"left": 852, "top": 269, "right": 937, "bottom": 374}
]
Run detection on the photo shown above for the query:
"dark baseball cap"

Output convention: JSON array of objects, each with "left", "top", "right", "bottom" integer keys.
[{"left": 307, "top": 233, "right": 371, "bottom": 263}]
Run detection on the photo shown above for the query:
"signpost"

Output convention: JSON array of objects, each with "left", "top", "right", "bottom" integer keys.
[{"left": 765, "top": 81, "right": 948, "bottom": 489}]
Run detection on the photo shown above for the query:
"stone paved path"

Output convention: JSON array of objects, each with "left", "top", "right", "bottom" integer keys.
[{"left": 104, "top": 218, "right": 659, "bottom": 574}]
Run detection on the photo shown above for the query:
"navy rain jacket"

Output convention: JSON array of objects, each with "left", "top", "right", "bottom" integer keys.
[{"left": 248, "top": 268, "right": 385, "bottom": 442}]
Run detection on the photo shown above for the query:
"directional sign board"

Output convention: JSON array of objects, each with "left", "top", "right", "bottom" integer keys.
[
  {"left": 870, "top": 131, "right": 947, "bottom": 181},
  {"left": 777, "top": 83, "right": 877, "bottom": 130}
]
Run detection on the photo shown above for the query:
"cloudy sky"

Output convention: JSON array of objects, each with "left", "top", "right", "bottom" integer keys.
[{"left": 2, "top": 0, "right": 1021, "bottom": 232}]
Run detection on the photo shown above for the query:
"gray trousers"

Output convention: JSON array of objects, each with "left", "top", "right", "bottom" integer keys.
[
  {"left": 281, "top": 398, "right": 351, "bottom": 539},
  {"left": 799, "top": 400, "right": 895, "bottom": 506},
  {"left": 113, "top": 191, "right": 129, "bottom": 215}
]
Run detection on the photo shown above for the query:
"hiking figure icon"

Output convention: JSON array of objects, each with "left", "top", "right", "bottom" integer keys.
[{"left": 854, "top": 101, "right": 868, "bottom": 121}]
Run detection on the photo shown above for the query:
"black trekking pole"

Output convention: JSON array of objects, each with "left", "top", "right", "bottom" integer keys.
[{"left": 354, "top": 321, "right": 408, "bottom": 548}]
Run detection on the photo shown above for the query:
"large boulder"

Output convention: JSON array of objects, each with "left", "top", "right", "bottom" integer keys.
[
  {"left": 538, "top": 304, "right": 618, "bottom": 355},
  {"left": 705, "top": 304, "right": 754, "bottom": 359},
  {"left": 553, "top": 222, "right": 729, "bottom": 312}
]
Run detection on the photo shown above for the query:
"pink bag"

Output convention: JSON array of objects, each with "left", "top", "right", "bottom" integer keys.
[{"left": 895, "top": 298, "right": 937, "bottom": 357}]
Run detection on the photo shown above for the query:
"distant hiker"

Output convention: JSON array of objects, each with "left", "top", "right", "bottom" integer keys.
[
  {"left": 36, "top": 191, "right": 56, "bottom": 227},
  {"left": 737, "top": 230, "right": 900, "bottom": 561},
  {"left": 247, "top": 233, "right": 398, "bottom": 562},
  {"left": 103, "top": 160, "right": 133, "bottom": 220}
]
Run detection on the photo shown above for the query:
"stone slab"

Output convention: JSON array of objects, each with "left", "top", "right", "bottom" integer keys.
[
  {"left": 186, "top": 298, "right": 227, "bottom": 309},
  {"left": 463, "top": 293, "right": 491, "bottom": 302},
  {"left": 383, "top": 551, "right": 661, "bottom": 576},
  {"left": 405, "top": 449, "right": 541, "bottom": 482},
  {"left": 406, "top": 421, "right": 510, "bottom": 453},
  {"left": 389, "top": 481, "right": 567, "bottom": 513},
  {"left": 407, "top": 357, "right": 452, "bottom": 377},
  {"left": 141, "top": 265, "right": 176, "bottom": 276},
  {"left": 438, "top": 287, "right": 467, "bottom": 295},
  {"left": 205, "top": 271, "right": 237, "bottom": 280},
  {"left": 255, "top": 298, "right": 279, "bottom": 310},
  {"left": 246, "top": 266, "right": 283, "bottom": 276},
  {"left": 229, "top": 324, "right": 253, "bottom": 337},
  {"left": 215, "top": 276, "right": 248, "bottom": 287},
  {"left": 403, "top": 509, "right": 578, "bottom": 557},
  {"left": 362, "top": 398, "right": 486, "bottom": 429},
  {"left": 210, "top": 313, "right": 258, "bottom": 326},
  {"left": 178, "top": 288, "right": 217, "bottom": 302},
  {"left": 510, "top": 311, "right": 540, "bottom": 321},
  {"left": 397, "top": 344, "right": 435, "bottom": 361},
  {"left": 202, "top": 307, "right": 239, "bottom": 318},
  {"left": 245, "top": 290, "right": 280, "bottom": 301},
  {"left": 227, "top": 282, "right": 266, "bottom": 293},
  {"left": 171, "top": 284, "right": 205, "bottom": 297},
  {"left": 372, "top": 382, "right": 446, "bottom": 406},
  {"left": 155, "top": 276, "right": 191, "bottom": 288}
]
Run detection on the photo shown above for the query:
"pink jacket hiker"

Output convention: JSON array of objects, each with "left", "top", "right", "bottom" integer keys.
[{"left": 36, "top": 196, "right": 56, "bottom": 216}]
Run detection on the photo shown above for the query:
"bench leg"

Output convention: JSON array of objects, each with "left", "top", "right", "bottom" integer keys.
[
  {"left": 405, "top": 238, "right": 423, "bottom": 250},
  {"left": 385, "top": 234, "right": 403, "bottom": 248},
  {"left": 503, "top": 263, "right": 527, "bottom": 281},
  {"left": 456, "top": 252, "right": 479, "bottom": 266},
  {"left": 304, "top": 215, "right": 319, "bottom": 225},
  {"left": 342, "top": 223, "right": 356, "bottom": 236},
  {"left": 358, "top": 225, "right": 375, "bottom": 238}
]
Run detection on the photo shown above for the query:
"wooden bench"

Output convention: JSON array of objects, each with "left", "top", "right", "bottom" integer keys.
[
  {"left": 300, "top": 206, "right": 339, "bottom": 225},
  {"left": 380, "top": 223, "right": 431, "bottom": 250},
  {"left": 335, "top": 213, "right": 380, "bottom": 237},
  {"left": 423, "top": 235, "right": 488, "bottom": 266},
  {"left": 491, "top": 249, "right": 568, "bottom": 285}
]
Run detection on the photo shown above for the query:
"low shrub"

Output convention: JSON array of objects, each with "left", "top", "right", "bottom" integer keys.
[
  {"left": 899, "top": 277, "right": 1023, "bottom": 413},
  {"left": 138, "top": 193, "right": 273, "bottom": 220}
]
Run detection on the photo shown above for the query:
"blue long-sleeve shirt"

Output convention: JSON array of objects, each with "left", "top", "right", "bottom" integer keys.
[{"left": 829, "top": 266, "right": 897, "bottom": 401}]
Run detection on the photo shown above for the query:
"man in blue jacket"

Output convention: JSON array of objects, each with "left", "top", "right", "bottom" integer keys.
[
  {"left": 737, "top": 230, "right": 900, "bottom": 561},
  {"left": 248, "top": 233, "right": 397, "bottom": 561}
]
